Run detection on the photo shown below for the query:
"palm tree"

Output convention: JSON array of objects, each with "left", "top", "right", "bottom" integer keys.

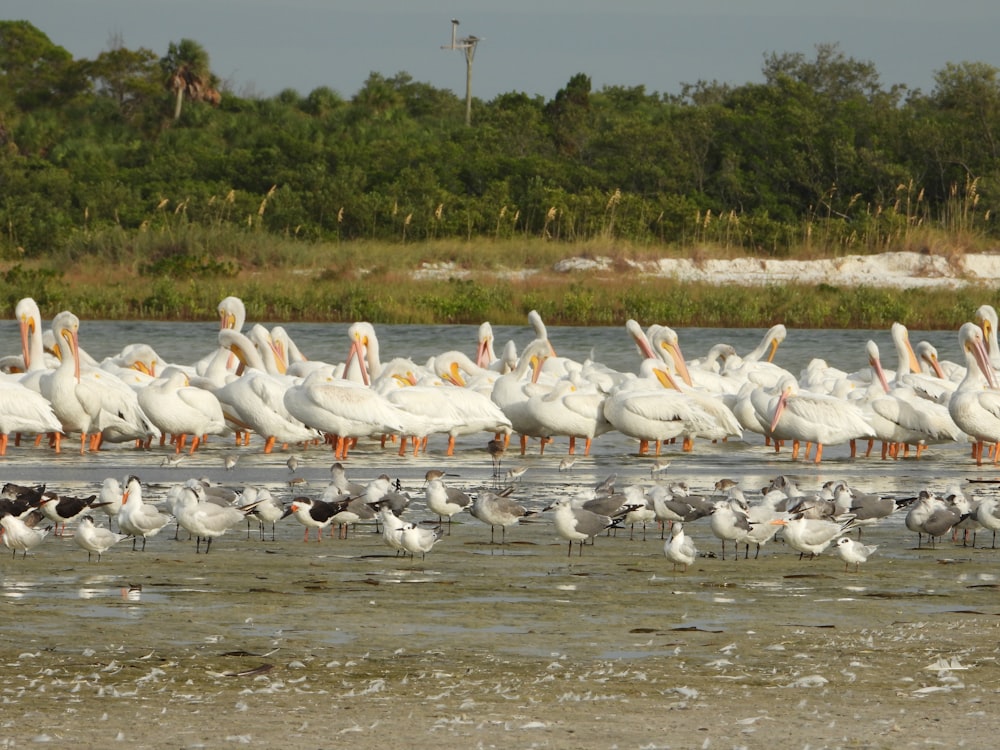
[{"left": 161, "top": 38, "right": 219, "bottom": 121}]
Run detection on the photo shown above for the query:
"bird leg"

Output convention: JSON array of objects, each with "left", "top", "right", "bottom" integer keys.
[{"left": 813, "top": 443, "right": 824, "bottom": 463}]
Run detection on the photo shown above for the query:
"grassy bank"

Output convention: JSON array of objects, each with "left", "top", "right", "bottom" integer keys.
[{"left": 6, "top": 229, "right": 996, "bottom": 328}]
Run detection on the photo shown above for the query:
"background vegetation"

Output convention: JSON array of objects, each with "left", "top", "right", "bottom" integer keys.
[{"left": 1, "top": 21, "right": 998, "bottom": 326}]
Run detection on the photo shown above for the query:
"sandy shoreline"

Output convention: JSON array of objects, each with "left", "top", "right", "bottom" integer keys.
[{"left": 4, "top": 442, "right": 1000, "bottom": 750}]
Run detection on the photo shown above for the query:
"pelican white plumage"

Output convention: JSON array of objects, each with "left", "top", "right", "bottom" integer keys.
[
  {"left": 948, "top": 322, "right": 1000, "bottom": 465},
  {"left": 490, "top": 339, "right": 556, "bottom": 454},
  {"left": 137, "top": 366, "right": 228, "bottom": 453},
  {"left": 975, "top": 304, "right": 1000, "bottom": 370},
  {"left": 604, "top": 359, "right": 722, "bottom": 456},
  {"left": 524, "top": 373, "right": 611, "bottom": 456},
  {"left": 762, "top": 376, "right": 875, "bottom": 463},
  {"left": 283, "top": 369, "right": 408, "bottom": 459}
]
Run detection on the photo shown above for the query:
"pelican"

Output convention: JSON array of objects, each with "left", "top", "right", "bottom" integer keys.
[
  {"left": 948, "top": 322, "right": 1000, "bottom": 465},
  {"left": 604, "top": 360, "right": 723, "bottom": 455},
  {"left": 283, "top": 369, "right": 408, "bottom": 459},
  {"left": 137, "top": 366, "right": 228, "bottom": 453},
  {"left": 975, "top": 304, "right": 1000, "bottom": 370},
  {"left": 762, "top": 376, "right": 875, "bottom": 462},
  {"left": 490, "top": 339, "right": 556, "bottom": 454},
  {"left": 524, "top": 373, "right": 611, "bottom": 456}
]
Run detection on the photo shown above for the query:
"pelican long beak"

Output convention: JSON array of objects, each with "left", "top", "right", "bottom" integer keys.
[
  {"left": 476, "top": 338, "right": 491, "bottom": 368},
  {"left": 19, "top": 315, "right": 32, "bottom": 370},
  {"left": 661, "top": 341, "right": 693, "bottom": 386},
  {"left": 652, "top": 365, "right": 682, "bottom": 391},
  {"left": 446, "top": 361, "right": 467, "bottom": 387},
  {"left": 924, "top": 352, "right": 946, "bottom": 380},
  {"left": 767, "top": 337, "right": 781, "bottom": 363},
  {"left": 869, "top": 352, "right": 891, "bottom": 394},
  {"left": 345, "top": 337, "right": 370, "bottom": 385},
  {"left": 769, "top": 388, "right": 791, "bottom": 433},
  {"left": 972, "top": 334, "right": 998, "bottom": 389}
]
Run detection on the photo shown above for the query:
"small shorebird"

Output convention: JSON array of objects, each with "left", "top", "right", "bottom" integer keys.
[
  {"left": 834, "top": 536, "right": 877, "bottom": 572},
  {"left": 286, "top": 455, "right": 300, "bottom": 473},
  {"left": 74, "top": 515, "right": 129, "bottom": 562}
]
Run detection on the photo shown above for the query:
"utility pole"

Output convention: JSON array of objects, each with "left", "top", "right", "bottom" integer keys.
[{"left": 441, "top": 18, "right": 481, "bottom": 126}]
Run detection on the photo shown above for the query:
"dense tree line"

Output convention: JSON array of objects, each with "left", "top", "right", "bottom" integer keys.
[{"left": 1, "top": 20, "right": 998, "bottom": 260}]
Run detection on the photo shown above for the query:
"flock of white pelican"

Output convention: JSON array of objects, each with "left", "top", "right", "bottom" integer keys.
[{"left": 0, "top": 296, "right": 999, "bottom": 468}]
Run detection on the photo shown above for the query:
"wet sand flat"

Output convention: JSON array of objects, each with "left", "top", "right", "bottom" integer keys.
[{"left": 3, "top": 434, "right": 1000, "bottom": 748}]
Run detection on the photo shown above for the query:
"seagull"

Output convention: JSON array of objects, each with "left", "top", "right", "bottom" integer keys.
[
  {"left": 423, "top": 470, "right": 472, "bottom": 532},
  {"left": 834, "top": 536, "right": 877, "bottom": 572},
  {"left": 664, "top": 522, "right": 697, "bottom": 572},
  {"left": 118, "top": 475, "right": 172, "bottom": 551},
  {"left": 173, "top": 482, "right": 248, "bottom": 553},
  {"left": 771, "top": 514, "right": 856, "bottom": 558},
  {"left": 0, "top": 512, "right": 50, "bottom": 558},
  {"left": 74, "top": 515, "right": 129, "bottom": 562},
  {"left": 376, "top": 505, "right": 412, "bottom": 556},
  {"left": 400, "top": 524, "right": 444, "bottom": 560},
  {"left": 237, "top": 486, "right": 285, "bottom": 541},
  {"left": 543, "top": 496, "right": 627, "bottom": 556},
  {"left": 469, "top": 488, "right": 534, "bottom": 544}
]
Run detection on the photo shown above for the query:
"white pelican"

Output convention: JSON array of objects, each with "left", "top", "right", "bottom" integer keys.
[
  {"left": 975, "top": 304, "right": 1000, "bottom": 370},
  {"left": 490, "top": 339, "right": 556, "bottom": 454},
  {"left": 948, "top": 322, "right": 1000, "bottom": 465},
  {"left": 37, "top": 311, "right": 109, "bottom": 453},
  {"left": 137, "top": 366, "right": 228, "bottom": 453},
  {"left": 861, "top": 339, "right": 962, "bottom": 458},
  {"left": 214, "top": 329, "right": 319, "bottom": 452},
  {"left": 283, "top": 369, "right": 408, "bottom": 459},
  {"left": 604, "top": 360, "right": 730, "bottom": 455},
  {"left": 761, "top": 376, "right": 875, "bottom": 462},
  {"left": 524, "top": 373, "right": 611, "bottom": 456},
  {"left": 475, "top": 321, "right": 498, "bottom": 368}
]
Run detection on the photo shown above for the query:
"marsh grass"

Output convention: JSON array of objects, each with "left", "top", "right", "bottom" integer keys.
[{"left": 11, "top": 227, "right": 999, "bottom": 327}]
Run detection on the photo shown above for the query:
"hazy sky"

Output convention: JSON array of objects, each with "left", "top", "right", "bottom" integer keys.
[{"left": 7, "top": 1, "right": 1000, "bottom": 101}]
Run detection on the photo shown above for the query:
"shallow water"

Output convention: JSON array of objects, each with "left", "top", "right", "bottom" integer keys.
[{"left": 1, "top": 322, "right": 998, "bottom": 747}]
